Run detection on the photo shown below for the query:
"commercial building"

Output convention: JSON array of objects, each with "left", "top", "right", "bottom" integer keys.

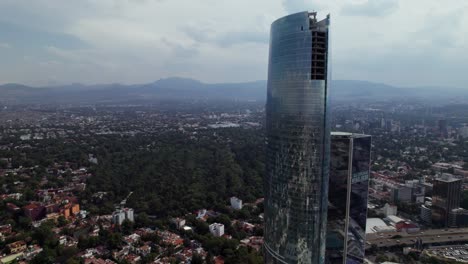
[
  {"left": 432, "top": 174, "right": 462, "bottom": 227},
  {"left": 365, "top": 218, "right": 395, "bottom": 234},
  {"left": 420, "top": 204, "right": 432, "bottom": 224},
  {"left": 382, "top": 203, "right": 397, "bottom": 217},
  {"left": 460, "top": 126, "right": 468, "bottom": 139},
  {"left": 404, "top": 179, "right": 426, "bottom": 203},
  {"left": 326, "top": 132, "right": 371, "bottom": 264},
  {"left": 438, "top": 119, "right": 448, "bottom": 138},
  {"left": 395, "top": 221, "right": 420, "bottom": 233},
  {"left": 390, "top": 185, "right": 412, "bottom": 203},
  {"left": 209, "top": 223, "right": 224, "bottom": 237},
  {"left": 264, "top": 11, "right": 331, "bottom": 264},
  {"left": 448, "top": 208, "right": 468, "bottom": 227}
]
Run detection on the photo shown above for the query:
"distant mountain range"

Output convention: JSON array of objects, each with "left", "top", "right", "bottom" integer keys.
[{"left": 0, "top": 77, "right": 466, "bottom": 104}]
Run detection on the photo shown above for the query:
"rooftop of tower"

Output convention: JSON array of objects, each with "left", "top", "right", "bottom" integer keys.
[{"left": 271, "top": 11, "right": 330, "bottom": 31}]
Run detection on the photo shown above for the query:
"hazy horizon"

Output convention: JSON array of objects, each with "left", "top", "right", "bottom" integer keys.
[{"left": 0, "top": 0, "right": 467, "bottom": 88}]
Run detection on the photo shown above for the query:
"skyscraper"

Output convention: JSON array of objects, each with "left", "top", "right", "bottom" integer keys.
[
  {"left": 264, "top": 11, "right": 331, "bottom": 264},
  {"left": 438, "top": 119, "right": 448, "bottom": 138},
  {"left": 432, "top": 174, "right": 462, "bottom": 227},
  {"left": 326, "top": 132, "right": 372, "bottom": 264}
]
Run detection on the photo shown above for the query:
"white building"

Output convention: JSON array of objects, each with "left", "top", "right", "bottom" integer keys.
[
  {"left": 196, "top": 209, "right": 207, "bottom": 219},
  {"left": 112, "top": 208, "right": 134, "bottom": 225},
  {"left": 209, "top": 223, "right": 224, "bottom": 237},
  {"left": 171, "top": 218, "right": 186, "bottom": 229},
  {"left": 460, "top": 126, "right": 468, "bottom": 138},
  {"left": 420, "top": 205, "right": 432, "bottom": 224},
  {"left": 382, "top": 203, "right": 397, "bottom": 217},
  {"left": 230, "top": 197, "right": 243, "bottom": 210},
  {"left": 366, "top": 218, "right": 395, "bottom": 234},
  {"left": 124, "top": 208, "right": 134, "bottom": 222},
  {"left": 112, "top": 210, "right": 125, "bottom": 225}
]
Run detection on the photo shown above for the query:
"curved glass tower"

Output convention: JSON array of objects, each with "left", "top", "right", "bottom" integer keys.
[{"left": 264, "top": 11, "right": 331, "bottom": 264}]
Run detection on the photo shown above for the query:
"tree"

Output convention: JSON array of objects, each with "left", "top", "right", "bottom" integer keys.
[
  {"left": 375, "top": 254, "right": 389, "bottom": 263},
  {"left": 0, "top": 159, "right": 8, "bottom": 169},
  {"left": 32, "top": 223, "right": 56, "bottom": 247},
  {"left": 18, "top": 216, "right": 32, "bottom": 230},
  {"left": 194, "top": 221, "right": 209, "bottom": 235},
  {"left": 30, "top": 248, "right": 56, "bottom": 264},
  {"left": 135, "top": 212, "right": 150, "bottom": 227},
  {"left": 206, "top": 252, "right": 215, "bottom": 264},
  {"left": 191, "top": 254, "right": 203, "bottom": 264},
  {"left": 57, "top": 215, "right": 68, "bottom": 227},
  {"left": 121, "top": 219, "right": 134, "bottom": 235},
  {"left": 107, "top": 232, "right": 123, "bottom": 249}
]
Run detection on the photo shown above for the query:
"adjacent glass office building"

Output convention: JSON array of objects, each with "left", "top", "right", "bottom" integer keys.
[
  {"left": 264, "top": 11, "right": 331, "bottom": 264},
  {"left": 326, "top": 132, "right": 371, "bottom": 264},
  {"left": 432, "top": 174, "right": 462, "bottom": 227}
]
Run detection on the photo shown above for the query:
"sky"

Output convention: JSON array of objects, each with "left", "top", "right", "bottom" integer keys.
[{"left": 0, "top": 0, "right": 467, "bottom": 88}]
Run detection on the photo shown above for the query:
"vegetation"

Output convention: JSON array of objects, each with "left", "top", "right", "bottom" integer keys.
[{"left": 85, "top": 129, "right": 265, "bottom": 216}]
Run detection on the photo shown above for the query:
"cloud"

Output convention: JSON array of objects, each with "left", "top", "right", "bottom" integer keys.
[
  {"left": 0, "top": 20, "right": 86, "bottom": 50},
  {"left": 281, "top": 0, "right": 324, "bottom": 14},
  {"left": 181, "top": 24, "right": 269, "bottom": 47},
  {"left": 0, "top": 0, "right": 468, "bottom": 88},
  {"left": 414, "top": 9, "right": 464, "bottom": 48},
  {"left": 0, "top": 42, "right": 10, "bottom": 48},
  {"left": 341, "top": 0, "right": 398, "bottom": 17}
]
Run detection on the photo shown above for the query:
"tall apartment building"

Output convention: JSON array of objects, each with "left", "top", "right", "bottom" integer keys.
[
  {"left": 112, "top": 208, "right": 134, "bottom": 225},
  {"left": 209, "top": 223, "right": 224, "bottom": 237}
]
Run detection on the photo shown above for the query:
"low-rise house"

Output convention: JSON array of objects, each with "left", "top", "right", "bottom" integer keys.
[
  {"left": 123, "top": 254, "right": 141, "bottom": 263},
  {"left": 23, "top": 245, "right": 43, "bottom": 260},
  {"left": 6, "top": 203, "right": 21, "bottom": 213},
  {"left": 0, "top": 224, "right": 13, "bottom": 241},
  {"left": 7, "top": 240, "right": 27, "bottom": 254},
  {"left": 136, "top": 244, "right": 151, "bottom": 256},
  {"left": 123, "top": 233, "right": 140, "bottom": 245},
  {"left": 84, "top": 258, "right": 116, "bottom": 264}
]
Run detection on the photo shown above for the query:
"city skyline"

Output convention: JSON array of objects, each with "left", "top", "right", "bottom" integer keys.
[{"left": 0, "top": 2, "right": 468, "bottom": 264}]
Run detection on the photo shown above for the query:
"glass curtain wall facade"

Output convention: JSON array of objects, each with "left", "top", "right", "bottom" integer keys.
[
  {"left": 326, "top": 132, "right": 371, "bottom": 264},
  {"left": 264, "top": 11, "right": 331, "bottom": 264},
  {"left": 432, "top": 175, "right": 462, "bottom": 227}
]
